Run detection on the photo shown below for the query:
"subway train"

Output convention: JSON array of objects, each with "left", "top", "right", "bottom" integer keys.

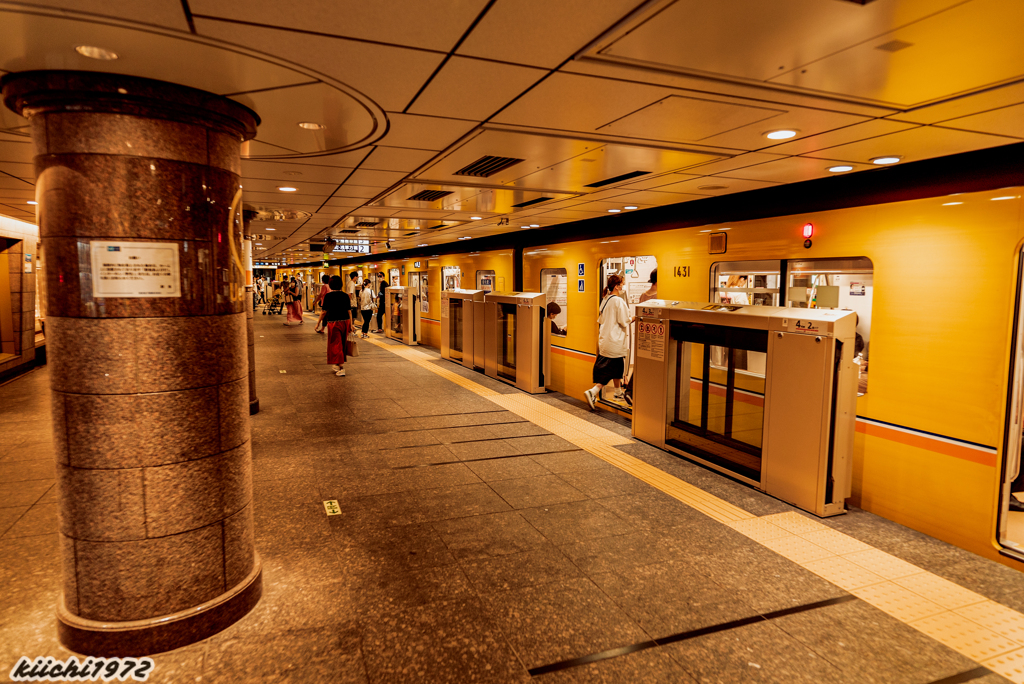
[{"left": 278, "top": 176, "right": 1024, "bottom": 571}]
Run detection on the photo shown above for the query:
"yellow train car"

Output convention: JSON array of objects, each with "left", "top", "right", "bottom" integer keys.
[{"left": 522, "top": 185, "right": 1024, "bottom": 567}]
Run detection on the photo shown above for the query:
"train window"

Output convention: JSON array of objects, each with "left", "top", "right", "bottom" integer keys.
[
  {"left": 477, "top": 270, "right": 495, "bottom": 292},
  {"left": 788, "top": 258, "right": 873, "bottom": 395},
  {"left": 388, "top": 268, "right": 400, "bottom": 287},
  {"left": 540, "top": 268, "right": 568, "bottom": 337},
  {"left": 598, "top": 255, "right": 658, "bottom": 411},
  {"left": 442, "top": 265, "right": 461, "bottom": 291},
  {"left": 711, "top": 257, "right": 873, "bottom": 395}
]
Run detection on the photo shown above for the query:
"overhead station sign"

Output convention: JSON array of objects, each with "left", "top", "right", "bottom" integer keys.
[{"left": 91, "top": 241, "right": 181, "bottom": 298}]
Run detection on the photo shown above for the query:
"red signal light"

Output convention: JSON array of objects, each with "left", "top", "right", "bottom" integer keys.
[{"left": 802, "top": 223, "right": 814, "bottom": 239}]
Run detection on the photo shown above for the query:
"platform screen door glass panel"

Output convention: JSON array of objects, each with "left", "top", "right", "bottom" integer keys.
[
  {"left": 498, "top": 303, "right": 517, "bottom": 381},
  {"left": 449, "top": 299, "right": 464, "bottom": 361},
  {"left": 666, "top": 321, "right": 768, "bottom": 482},
  {"left": 541, "top": 268, "right": 567, "bottom": 337},
  {"left": 710, "top": 260, "right": 780, "bottom": 378},
  {"left": 389, "top": 292, "right": 404, "bottom": 335}
]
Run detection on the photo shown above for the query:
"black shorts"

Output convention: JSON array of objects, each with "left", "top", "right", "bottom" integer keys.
[{"left": 593, "top": 355, "right": 625, "bottom": 385}]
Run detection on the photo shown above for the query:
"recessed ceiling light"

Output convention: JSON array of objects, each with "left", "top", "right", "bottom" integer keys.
[
  {"left": 418, "top": 244, "right": 428, "bottom": 247},
  {"left": 265, "top": 227, "right": 276, "bottom": 231},
  {"left": 624, "top": 205, "right": 638, "bottom": 210},
  {"left": 608, "top": 209, "right": 621, "bottom": 213},
  {"left": 530, "top": 224, "right": 539, "bottom": 228},
  {"left": 828, "top": 165, "right": 854, "bottom": 173},
  {"left": 459, "top": 236, "right": 472, "bottom": 240},
  {"left": 766, "top": 129, "right": 798, "bottom": 140},
  {"left": 871, "top": 156, "right": 901, "bottom": 165},
  {"left": 992, "top": 196, "right": 1017, "bottom": 201},
  {"left": 699, "top": 229, "right": 712, "bottom": 233},
  {"left": 470, "top": 216, "right": 482, "bottom": 220},
  {"left": 278, "top": 186, "right": 298, "bottom": 192},
  {"left": 298, "top": 122, "right": 325, "bottom": 130},
  {"left": 26, "top": 201, "right": 37, "bottom": 205},
  {"left": 75, "top": 45, "right": 118, "bottom": 60},
  {"left": 942, "top": 202, "right": 963, "bottom": 206}
]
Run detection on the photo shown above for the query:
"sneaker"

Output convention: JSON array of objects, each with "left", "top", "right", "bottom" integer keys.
[
  {"left": 336, "top": 368, "right": 346, "bottom": 377},
  {"left": 624, "top": 392, "right": 633, "bottom": 407},
  {"left": 584, "top": 388, "right": 597, "bottom": 411},
  {"left": 613, "top": 389, "right": 624, "bottom": 399},
  {"left": 331, "top": 364, "right": 341, "bottom": 372}
]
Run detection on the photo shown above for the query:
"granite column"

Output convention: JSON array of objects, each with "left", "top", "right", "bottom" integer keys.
[{"left": 2, "top": 71, "right": 262, "bottom": 655}]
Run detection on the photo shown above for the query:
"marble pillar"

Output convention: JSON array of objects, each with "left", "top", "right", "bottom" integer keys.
[{"left": 1, "top": 71, "right": 262, "bottom": 655}]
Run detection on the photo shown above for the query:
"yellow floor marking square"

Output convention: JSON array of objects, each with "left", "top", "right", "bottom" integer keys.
[
  {"left": 843, "top": 548, "right": 923, "bottom": 579},
  {"left": 956, "top": 601, "right": 1024, "bottom": 645},
  {"left": 760, "top": 535, "right": 834, "bottom": 564},
  {"left": 911, "top": 611, "right": 1020, "bottom": 661},
  {"left": 893, "top": 573, "right": 988, "bottom": 611},
  {"left": 727, "top": 517, "right": 795, "bottom": 542},
  {"left": 803, "top": 556, "right": 886, "bottom": 591},
  {"left": 984, "top": 647, "right": 1024, "bottom": 684},
  {"left": 798, "top": 528, "right": 873, "bottom": 555},
  {"left": 851, "top": 581, "right": 947, "bottom": 622},
  {"left": 760, "top": 511, "right": 829, "bottom": 535}
]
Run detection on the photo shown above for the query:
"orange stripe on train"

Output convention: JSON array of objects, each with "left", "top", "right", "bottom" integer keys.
[{"left": 856, "top": 421, "right": 996, "bottom": 468}]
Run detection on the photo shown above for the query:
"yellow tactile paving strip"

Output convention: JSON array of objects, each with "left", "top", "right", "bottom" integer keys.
[{"left": 364, "top": 336, "right": 1024, "bottom": 681}]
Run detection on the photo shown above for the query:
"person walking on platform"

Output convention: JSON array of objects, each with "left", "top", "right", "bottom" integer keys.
[
  {"left": 359, "top": 279, "right": 375, "bottom": 338},
  {"left": 284, "top": 276, "right": 304, "bottom": 326},
  {"left": 316, "top": 275, "right": 352, "bottom": 377},
  {"left": 314, "top": 274, "right": 330, "bottom": 334},
  {"left": 374, "top": 272, "right": 386, "bottom": 333},
  {"left": 346, "top": 272, "right": 360, "bottom": 326},
  {"left": 585, "top": 274, "right": 629, "bottom": 410}
]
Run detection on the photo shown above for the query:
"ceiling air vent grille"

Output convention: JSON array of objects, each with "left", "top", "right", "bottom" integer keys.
[
  {"left": 407, "top": 189, "right": 453, "bottom": 202},
  {"left": 709, "top": 232, "right": 728, "bottom": 255},
  {"left": 338, "top": 229, "right": 360, "bottom": 234},
  {"left": 427, "top": 224, "right": 447, "bottom": 230},
  {"left": 512, "top": 197, "right": 553, "bottom": 209},
  {"left": 585, "top": 171, "right": 650, "bottom": 188},
  {"left": 354, "top": 221, "right": 379, "bottom": 228},
  {"left": 455, "top": 155, "right": 524, "bottom": 178}
]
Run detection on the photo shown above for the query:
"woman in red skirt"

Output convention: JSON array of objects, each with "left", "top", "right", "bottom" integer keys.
[{"left": 315, "top": 275, "right": 353, "bottom": 377}]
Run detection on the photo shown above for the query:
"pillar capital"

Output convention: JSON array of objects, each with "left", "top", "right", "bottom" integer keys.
[{"left": 2, "top": 70, "right": 259, "bottom": 141}]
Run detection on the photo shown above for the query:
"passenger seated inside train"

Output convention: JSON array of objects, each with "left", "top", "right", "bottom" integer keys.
[{"left": 547, "top": 302, "right": 565, "bottom": 335}]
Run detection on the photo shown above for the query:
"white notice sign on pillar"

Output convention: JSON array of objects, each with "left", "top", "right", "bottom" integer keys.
[
  {"left": 91, "top": 241, "right": 181, "bottom": 298},
  {"left": 637, "top": 321, "right": 666, "bottom": 361}
]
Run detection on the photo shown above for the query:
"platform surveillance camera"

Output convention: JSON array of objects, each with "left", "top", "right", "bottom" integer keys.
[{"left": 385, "top": 241, "right": 392, "bottom": 249}]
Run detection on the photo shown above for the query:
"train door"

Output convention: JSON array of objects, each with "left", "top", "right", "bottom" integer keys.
[
  {"left": 1001, "top": 250, "right": 1024, "bottom": 555},
  {"left": 598, "top": 255, "right": 658, "bottom": 412},
  {"left": 541, "top": 268, "right": 568, "bottom": 338}
]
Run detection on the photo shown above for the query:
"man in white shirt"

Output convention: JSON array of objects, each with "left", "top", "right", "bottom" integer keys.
[{"left": 346, "top": 272, "right": 360, "bottom": 324}]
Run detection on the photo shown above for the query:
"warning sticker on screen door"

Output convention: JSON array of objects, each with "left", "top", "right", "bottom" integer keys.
[
  {"left": 91, "top": 242, "right": 181, "bottom": 298},
  {"left": 637, "top": 321, "right": 666, "bottom": 361}
]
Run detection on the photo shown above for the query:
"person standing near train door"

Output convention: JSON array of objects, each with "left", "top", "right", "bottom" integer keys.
[
  {"left": 585, "top": 274, "right": 629, "bottom": 410},
  {"left": 374, "top": 272, "right": 387, "bottom": 333}
]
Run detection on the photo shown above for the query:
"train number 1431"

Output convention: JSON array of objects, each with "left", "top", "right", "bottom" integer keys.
[{"left": 674, "top": 266, "right": 690, "bottom": 277}]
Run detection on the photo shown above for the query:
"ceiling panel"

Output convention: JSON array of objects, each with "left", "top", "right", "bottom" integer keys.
[
  {"left": 769, "top": 0, "right": 1024, "bottom": 107},
  {"left": 612, "top": 190, "right": 706, "bottom": 206},
  {"left": 618, "top": 173, "right": 702, "bottom": 190},
  {"left": 891, "top": 81, "right": 1024, "bottom": 126},
  {"left": 596, "top": 0, "right": 964, "bottom": 97},
  {"left": 0, "top": 162, "right": 34, "bottom": 182},
  {"left": 458, "top": 0, "right": 641, "bottom": 69},
  {"left": 941, "top": 104, "right": 1024, "bottom": 140},
  {"left": 191, "top": 0, "right": 489, "bottom": 52},
  {"left": 361, "top": 147, "right": 437, "bottom": 173},
  {"left": 601, "top": 95, "right": 785, "bottom": 142},
  {"left": 240, "top": 179, "right": 336, "bottom": 196},
  {"left": 802, "top": 126, "right": 1019, "bottom": 164},
  {"left": 716, "top": 158, "right": 872, "bottom": 184},
  {"left": 329, "top": 185, "right": 388, "bottom": 200},
  {"left": 678, "top": 151, "right": 787, "bottom": 176},
  {"left": 766, "top": 119, "right": 920, "bottom": 156},
  {"left": 231, "top": 83, "right": 379, "bottom": 158},
  {"left": 408, "top": 56, "right": 546, "bottom": 120},
  {"left": 506, "top": 141, "right": 720, "bottom": 193},
  {"left": 492, "top": 73, "right": 669, "bottom": 133},
  {"left": 346, "top": 169, "right": 408, "bottom": 188},
  {"left": 372, "top": 183, "right": 575, "bottom": 213},
  {"left": 646, "top": 176, "right": 778, "bottom": 195},
  {"left": 0, "top": 10, "right": 313, "bottom": 97},
  {"left": 17, "top": 0, "right": 190, "bottom": 30},
  {"left": 193, "top": 18, "right": 443, "bottom": 112},
  {"left": 699, "top": 107, "right": 869, "bottom": 151},
  {"left": 376, "top": 113, "right": 478, "bottom": 151},
  {"left": 241, "top": 160, "right": 354, "bottom": 185}
]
